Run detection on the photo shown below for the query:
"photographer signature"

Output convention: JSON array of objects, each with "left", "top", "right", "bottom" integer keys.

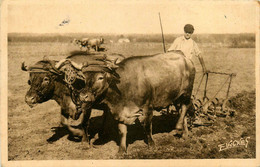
[{"left": 218, "top": 137, "right": 250, "bottom": 152}]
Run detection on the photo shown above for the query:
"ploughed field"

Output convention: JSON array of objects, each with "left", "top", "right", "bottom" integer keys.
[{"left": 8, "top": 41, "right": 255, "bottom": 160}]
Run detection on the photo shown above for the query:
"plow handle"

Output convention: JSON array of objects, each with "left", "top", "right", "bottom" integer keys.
[
  {"left": 226, "top": 74, "right": 234, "bottom": 99},
  {"left": 198, "top": 54, "right": 207, "bottom": 74}
]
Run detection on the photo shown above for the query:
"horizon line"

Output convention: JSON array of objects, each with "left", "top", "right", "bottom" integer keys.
[{"left": 8, "top": 32, "right": 256, "bottom": 35}]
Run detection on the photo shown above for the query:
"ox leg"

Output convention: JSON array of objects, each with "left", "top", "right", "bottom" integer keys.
[
  {"left": 81, "top": 108, "right": 92, "bottom": 147},
  {"left": 175, "top": 104, "right": 187, "bottom": 130},
  {"left": 174, "top": 102, "right": 190, "bottom": 138},
  {"left": 118, "top": 122, "right": 127, "bottom": 153},
  {"left": 183, "top": 116, "right": 189, "bottom": 138},
  {"left": 59, "top": 109, "right": 70, "bottom": 127},
  {"left": 60, "top": 111, "right": 69, "bottom": 127},
  {"left": 99, "top": 110, "right": 107, "bottom": 138},
  {"left": 97, "top": 108, "right": 109, "bottom": 140},
  {"left": 141, "top": 107, "right": 155, "bottom": 148}
]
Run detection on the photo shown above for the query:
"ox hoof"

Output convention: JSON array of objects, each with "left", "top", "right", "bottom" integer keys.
[
  {"left": 47, "top": 140, "right": 53, "bottom": 144},
  {"left": 118, "top": 147, "right": 127, "bottom": 155},
  {"left": 81, "top": 142, "right": 91, "bottom": 150},
  {"left": 147, "top": 139, "right": 155, "bottom": 148},
  {"left": 81, "top": 138, "right": 91, "bottom": 149},
  {"left": 148, "top": 143, "right": 156, "bottom": 149},
  {"left": 90, "top": 134, "right": 104, "bottom": 148},
  {"left": 170, "top": 129, "right": 183, "bottom": 137},
  {"left": 182, "top": 131, "right": 189, "bottom": 139},
  {"left": 175, "top": 123, "right": 183, "bottom": 130},
  {"left": 91, "top": 143, "right": 102, "bottom": 149}
]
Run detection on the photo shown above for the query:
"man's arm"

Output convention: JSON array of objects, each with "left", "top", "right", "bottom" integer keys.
[
  {"left": 193, "top": 41, "right": 207, "bottom": 73},
  {"left": 198, "top": 54, "right": 207, "bottom": 73}
]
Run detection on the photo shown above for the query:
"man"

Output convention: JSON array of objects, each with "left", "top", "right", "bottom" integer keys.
[
  {"left": 168, "top": 24, "right": 207, "bottom": 73},
  {"left": 167, "top": 24, "right": 208, "bottom": 125}
]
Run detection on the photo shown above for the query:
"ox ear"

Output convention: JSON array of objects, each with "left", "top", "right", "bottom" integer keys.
[
  {"left": 55, "top": 59, "right": 83, "bottom": 71},
  {"left": 55, "top": 59, "right": 68, "bottom": 69},
  {"left": 21, "top": 62, "right": 28, "bottom": 71}
]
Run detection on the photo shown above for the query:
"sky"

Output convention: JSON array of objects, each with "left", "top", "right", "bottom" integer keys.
[{"left": 6, "top": 0, "right": 258, "bottom": 34}]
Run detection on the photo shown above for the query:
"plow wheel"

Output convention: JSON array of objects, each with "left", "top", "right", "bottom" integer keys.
[{"left": 191, "top": 95, "right": 236, "bottom": 126}]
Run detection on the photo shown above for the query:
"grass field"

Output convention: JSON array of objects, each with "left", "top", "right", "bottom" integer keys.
[{"left": 7, "top": 40, "right": 255, "bottom": 160}]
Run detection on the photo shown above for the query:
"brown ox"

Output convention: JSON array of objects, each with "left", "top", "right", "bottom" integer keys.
[
  {"left": 22, "top": 52, "right": 124, "bottom": 146},
  {"left": 64, "top": 51, "right": 196, "bottom": 153}
]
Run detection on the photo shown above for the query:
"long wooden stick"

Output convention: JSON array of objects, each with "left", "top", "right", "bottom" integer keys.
[{"left": 158, "top": 13, "right": 166, "bottom": 53}]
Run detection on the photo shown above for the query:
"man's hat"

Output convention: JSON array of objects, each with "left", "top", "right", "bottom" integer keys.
[{"left": 184, "top": 24, "right": 194, "bottom": 34}]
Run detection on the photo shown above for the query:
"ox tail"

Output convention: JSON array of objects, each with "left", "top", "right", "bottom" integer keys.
[
  {"left": 186, "top": 96, "right": 196, "bottom": 118},
  {"left": 188, "top": 102, "right": 196, "bottom": 118}
]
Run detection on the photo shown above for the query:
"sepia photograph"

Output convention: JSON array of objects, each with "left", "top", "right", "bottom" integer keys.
[{"left": 1, "top": 0, "right": 259, "bottom": 166}]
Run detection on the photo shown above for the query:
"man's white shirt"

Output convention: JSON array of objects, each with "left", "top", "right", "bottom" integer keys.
[{"left": 167, "top": 36, "right": 201, "bottom": 59}]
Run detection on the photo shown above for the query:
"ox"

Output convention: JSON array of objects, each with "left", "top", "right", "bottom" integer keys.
[
  {"left": 87, "top": 37, "right": 104, "bottom": 51},
  {"left": 22, "top": 52, "right": 124, "bottom": 146},
  {"left": 72, "top": 38, "right": 89, "bottom": 50},
  {"left": 64, "top": 51, "right": 196, "bottom": 153},
  {"left": 79, "top": 38, "right": 89, "bottom": 49}
]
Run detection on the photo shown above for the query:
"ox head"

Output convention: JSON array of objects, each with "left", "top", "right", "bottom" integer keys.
[
  {"left": 55, "top": 57, "right": 119, "bottom": 109},
  {"left": 22, "top": 60, "right": 61, "bottom": 107},
  {"left": 80, "top": 59, "right": 120, "bottom": 107}
]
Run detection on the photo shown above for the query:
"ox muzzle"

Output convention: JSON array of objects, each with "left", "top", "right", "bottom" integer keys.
[
  {"left": 25, "top": 93, "right": 38, "bottom": 108},
  {"left": 79, "top": 91, "right": 95, "bottom": 103}
]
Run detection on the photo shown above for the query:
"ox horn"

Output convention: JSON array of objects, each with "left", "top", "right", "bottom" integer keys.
[
  {"left": 113, "top": 58, "right": 119, "bottom": 66},
  {"left": 81, "top": 62, "right": 89, "bottom": 69},
  {"left": 70, "top": 61, "right": 83, "bottom": 70},
  {"left": 21, "top": 62, "right": 28, "bottom": 71},
  {"left": 107, "top": 58, "right": 119, "bottom": 69}
]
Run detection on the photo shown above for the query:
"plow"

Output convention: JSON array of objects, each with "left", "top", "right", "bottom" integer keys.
[
  {"left": 162, "top": 69, "right": 237, "bottom": 126},
  {"left": 191, "top": 70, "right": 237, "bottom": 126}
]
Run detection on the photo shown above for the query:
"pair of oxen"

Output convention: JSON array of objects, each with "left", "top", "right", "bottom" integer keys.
[{"left": 22, "top": 51, "right": 196, "bottom": 153}]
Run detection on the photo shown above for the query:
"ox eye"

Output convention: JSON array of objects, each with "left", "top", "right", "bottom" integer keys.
[
  {"left": 43, "top": 77, "right": 50, "bottom": 84},
  {"left": 28, "top": 80, "right": 31, "bottom": 85},
  {"left": 97, "top": 76, "right": 104, "bottom": 80}
]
